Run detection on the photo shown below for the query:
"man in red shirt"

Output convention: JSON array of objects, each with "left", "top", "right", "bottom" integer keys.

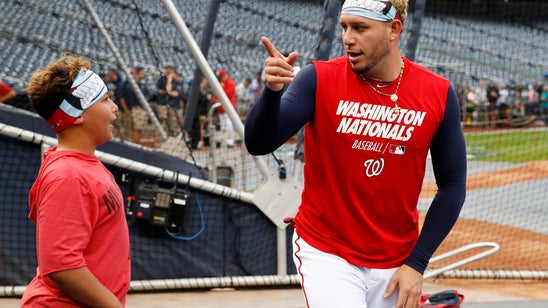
[{"left": 245, "top": 1, "right": 466, "bottom": 307}]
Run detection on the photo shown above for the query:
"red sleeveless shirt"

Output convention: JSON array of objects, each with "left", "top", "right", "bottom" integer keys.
[{"left": 295, "top": 56, "right": 450, "bottom": 268}]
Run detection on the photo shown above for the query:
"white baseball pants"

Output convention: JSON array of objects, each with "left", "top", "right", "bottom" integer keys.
[{"left": 292, "top": 230, "right": 399, "bottom": 308}]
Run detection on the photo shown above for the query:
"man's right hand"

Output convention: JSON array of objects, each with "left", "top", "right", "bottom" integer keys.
[{"left": 261, "top": 36, "right": 299, "bottom": 92}]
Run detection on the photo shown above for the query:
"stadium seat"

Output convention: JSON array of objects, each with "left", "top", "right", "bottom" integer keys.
[{"left": 0, "top": 0, "right": 546, "bottom": 91}]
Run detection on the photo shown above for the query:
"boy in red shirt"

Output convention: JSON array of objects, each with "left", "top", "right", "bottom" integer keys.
[{"left": 21, "top": 54, "right": 131, "bottom": 307}]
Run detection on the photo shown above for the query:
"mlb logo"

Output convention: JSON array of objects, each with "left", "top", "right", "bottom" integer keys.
[{"left": 389, "top": 145, "right": 405, "bottom": 155}]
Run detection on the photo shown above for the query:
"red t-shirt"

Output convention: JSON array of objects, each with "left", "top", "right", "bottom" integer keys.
[
  {"left": 295, "top": 57, "right": 449, "bottom": 268},
  {"left": 21, "top": 148, "right": 131, "bottom": 307}
]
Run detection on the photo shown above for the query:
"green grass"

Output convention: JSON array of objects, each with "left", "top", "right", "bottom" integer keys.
[{"left": 464, "top": 130, "right": 548, "bottom": 163}]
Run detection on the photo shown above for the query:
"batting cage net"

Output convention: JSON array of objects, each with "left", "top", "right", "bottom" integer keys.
[{"left": 1, "top": 0, "right": 547, "bottom": 296}]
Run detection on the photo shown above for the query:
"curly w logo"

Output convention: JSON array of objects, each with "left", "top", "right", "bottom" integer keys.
[{"left": 363, "top": 158, "right": 384, "bottom": 177}]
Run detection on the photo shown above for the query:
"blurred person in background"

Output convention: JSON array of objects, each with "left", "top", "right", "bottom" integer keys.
[
  {"left": 214, "top": 69, "right": 236, "bottom": 147},
  {"left": 156, "top": 64, "right": 183, "bottom": 136},
  {"left": 106, "top": 68, "right": 128, "bottom": 139},
  {"left": 187, "top": 77, "right": 212, "bottom": 150},
  {"left": 236, "top": 77, "right": 252, "bottom": 118},
  {"left": 119, "top": 67, "right": 151, "bottom": 144},
  {"left": 0, "top": 79, "right": 16, "bottom": 104},
  {"left": 541, "top": 84, "right": 548, "bottom": 123}
]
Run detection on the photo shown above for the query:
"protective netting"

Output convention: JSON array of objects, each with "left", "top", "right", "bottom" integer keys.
[
  {"left": 1, "top": 0, "right": 547, "bottom": 295},
  {"left": 0, "top": 105, "right": 296, "bottom": 290}
]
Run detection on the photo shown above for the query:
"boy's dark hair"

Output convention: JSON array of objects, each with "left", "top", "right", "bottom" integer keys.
[{"left": 27, "top": 54, "right": 91, "bottom": 121}]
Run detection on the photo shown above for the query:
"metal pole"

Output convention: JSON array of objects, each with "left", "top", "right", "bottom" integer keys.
[
  {"left": 182, "top": 0, "right": 221, "bottom": 133},
  {"left": 160, "top": 0, "right": 270, "bottom": 180},
  {"left": 405, "top": 0, "right": 426, "bottom": 61},
  {"left": 423, "top": 242, "right": 500, "bottom": 279},
  {"left": 276, "top": 228, "right": 287, "bottom": 277},
  {"left": 315, "top": 0, "right": 341, "bottom": 61},
  {"left": 81, "top": 0, "right": 167, "bottom": 140},
  {"left": 207, "top": 103, "right": 222, "bottom": 183}
]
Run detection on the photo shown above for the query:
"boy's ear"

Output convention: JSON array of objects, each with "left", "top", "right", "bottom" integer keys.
[{"left": 72, "top": 117, "right": 85, "bottom": 125}]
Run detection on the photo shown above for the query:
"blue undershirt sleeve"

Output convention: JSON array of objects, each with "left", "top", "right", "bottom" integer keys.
[
  {"left": 404, "top": 84, "right": 467, "bottom": 274},
  {"left": 244, "top": 64, "right": 316, "bottom": 155}
]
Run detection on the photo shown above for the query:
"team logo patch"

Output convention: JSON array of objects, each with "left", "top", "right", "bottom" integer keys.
[{"left": 389, "top": 144, "right": 406, "bottom": 155}]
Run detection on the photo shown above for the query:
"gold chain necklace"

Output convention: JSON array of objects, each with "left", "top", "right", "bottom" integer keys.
[{"left": 360, "top": 59, "right": 405, "bottom": 115}]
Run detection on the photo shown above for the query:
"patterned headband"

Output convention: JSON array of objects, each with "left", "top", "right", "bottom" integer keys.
[
  {"left": 341, "top": 0, "right": 399, "bottom": 22},
  {"left": 47, "top": 69, "right": 107, "bottom": 132}
]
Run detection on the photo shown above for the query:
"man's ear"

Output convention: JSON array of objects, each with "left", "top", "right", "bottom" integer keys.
[{"left": 390, "top": 19, "right": 403, "bottom": 38}]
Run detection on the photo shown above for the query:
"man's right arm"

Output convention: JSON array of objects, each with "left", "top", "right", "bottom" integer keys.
[{"left": 244, "top": 64, "right": 316, "bottom": 155}]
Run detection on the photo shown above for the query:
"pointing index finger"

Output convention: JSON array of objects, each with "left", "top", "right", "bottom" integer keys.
[{"left": 261, "top": 36, "right": 283, "bottom": 58}]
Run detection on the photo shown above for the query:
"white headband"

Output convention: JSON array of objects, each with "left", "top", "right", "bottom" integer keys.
[
  {"left": 47, "top": 69, "right": 107, "bottom": 132},
  {"left": 341, "top": 0, "right": 398, "bottom": 22}
]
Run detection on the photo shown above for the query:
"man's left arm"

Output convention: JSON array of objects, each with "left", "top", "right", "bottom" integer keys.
[
  {"left": 405, "top": 83, "right": 467, "bottom": 273},
  {"left": 385, "top": 84, "right": 467, "bottom": 308}
]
